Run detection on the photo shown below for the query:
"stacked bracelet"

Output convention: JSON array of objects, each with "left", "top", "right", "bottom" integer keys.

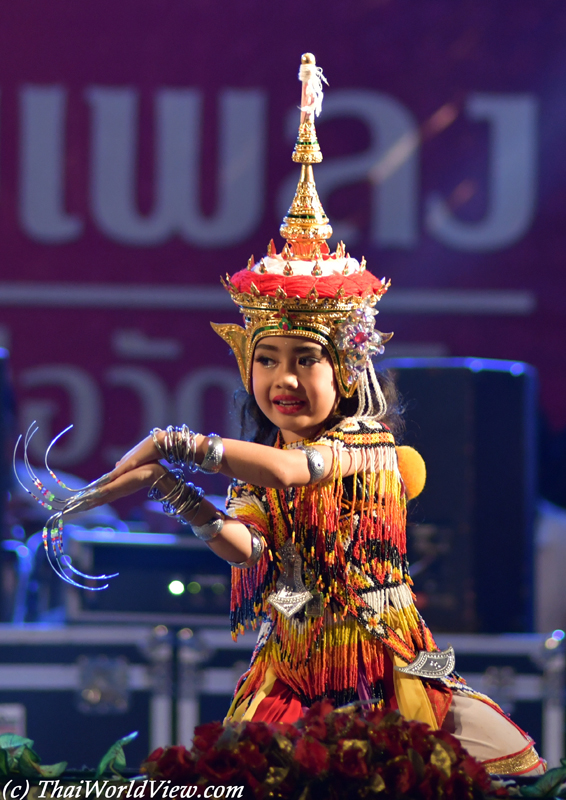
[
  {"left": 148, "top": 469, "right": 204, "bottom": 525},
  {"left": 151, "top": 428, "right": 168, "bottom": 461},
  {"left": 150, "top": 427, "right": 224, "bottom": 474}
]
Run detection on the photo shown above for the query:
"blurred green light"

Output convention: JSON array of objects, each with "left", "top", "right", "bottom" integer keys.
[
  {"left": 212, "top": 583, "right": 225, "bottom": 594},
  {"left": 168, "top": 580, "right": 185, "bottom": 596},
  {"left": 187, "top": 581, "right": 201, "bottom": 594}
]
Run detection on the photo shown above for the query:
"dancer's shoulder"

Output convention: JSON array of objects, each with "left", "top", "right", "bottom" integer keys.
[{"left": 318, "top": 416, "right": 394, "bottom": 444}]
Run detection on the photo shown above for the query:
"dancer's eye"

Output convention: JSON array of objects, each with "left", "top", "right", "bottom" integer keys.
[{"left": 255, "top": 355, "right": 275, "bottom": 367}]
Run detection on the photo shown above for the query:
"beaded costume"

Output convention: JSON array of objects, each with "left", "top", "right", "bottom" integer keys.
[
  {"left": 13, "top": 52, "right": 545, "bottom": 777},
  {"left": 226, "top": 417, "right": 455, "bottom": 728},
  {"left": 213, "top": 55, "right": 545, "bottom": 775}
]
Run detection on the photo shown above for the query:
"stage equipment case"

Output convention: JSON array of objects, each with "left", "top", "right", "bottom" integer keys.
[
  {"left": 0, "top": 630, "right": 561, "bottom": 767},
  {"left": 65, "top": 527, "right": 232, "bottom": 627},
  {"left": 0, "top": 624, "right": 172, "bottom": 768}
]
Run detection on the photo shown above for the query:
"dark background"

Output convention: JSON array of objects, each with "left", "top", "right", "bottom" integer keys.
[{"left": 0, "top": 0, "right": 564, "bottom": 513}]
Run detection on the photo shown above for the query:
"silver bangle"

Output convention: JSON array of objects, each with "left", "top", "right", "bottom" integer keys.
[
  {"left": 227, "top": 529, "right": 264, "bottom": 569},
  {"left": 148, "top": 471, "right": 204, "bottom": 524},
  {"left": 198, "top": 434, "right": 224, "bottom": 474},
  {"left": 151, "top": 428, "right": 167, "bottom": 460},
  {"left": 298, "top": 446, "right": 325, "bottom": 484},
  {"left": 191, "top": 515, "right": 224, "bottom": 542}
]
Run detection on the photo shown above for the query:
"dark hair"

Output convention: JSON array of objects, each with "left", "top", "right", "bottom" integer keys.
[{"left": 235, "top": 367, "right": 404, "bottom": 445}]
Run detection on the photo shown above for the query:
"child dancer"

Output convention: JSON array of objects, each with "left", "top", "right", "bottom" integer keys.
[{"left": 32, "top": 55, "right": 544, "bottom": 775}]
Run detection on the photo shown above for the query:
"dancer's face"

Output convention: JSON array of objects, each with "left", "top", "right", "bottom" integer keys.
[{"left": 251, "top": 336, "right": 338, "bottom": 443}]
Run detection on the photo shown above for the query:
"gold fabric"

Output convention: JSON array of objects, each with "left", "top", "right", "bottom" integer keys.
[
  {"left": 226, "top": 665, "right": 278, "bottom": 723},
  {"left": 482, "top": 745, "right": 544, "bottom": 775},
  {"left": 391, "top": 650, "right": 438, "bottom": 728}
]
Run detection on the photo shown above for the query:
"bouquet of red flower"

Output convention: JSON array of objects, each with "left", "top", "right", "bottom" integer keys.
[{"left": 142, "top": 701, "right": 505, "bottom": 800}]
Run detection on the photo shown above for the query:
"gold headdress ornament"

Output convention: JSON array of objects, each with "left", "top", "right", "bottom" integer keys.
[{"left": 211, "top": 53, "right": 393, "bottom": 401}]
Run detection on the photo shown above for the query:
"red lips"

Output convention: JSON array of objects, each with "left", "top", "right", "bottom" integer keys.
[{"left": 272, "top": 395, "right": 306, "bottom": 415}]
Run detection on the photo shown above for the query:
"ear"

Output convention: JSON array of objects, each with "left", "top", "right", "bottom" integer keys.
[{"left": 210, "top": 322, "right": 249, "bottom": 389}]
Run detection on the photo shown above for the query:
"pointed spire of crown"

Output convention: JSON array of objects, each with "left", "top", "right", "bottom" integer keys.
[{"left": 279, "top": 53, "right": 333, "bottom": 258}]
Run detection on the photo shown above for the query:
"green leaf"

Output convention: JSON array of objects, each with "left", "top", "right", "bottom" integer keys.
[
  {"left": 0, "top": 749, "right": 9, "bottom": 777},
  {"left": 95, "top": 731, "right": 138, "bottom": 779},
  {"left": 16, "top": 748, "right": 43, "bottom": 778},
  {"left": 0, "top": 734, "right": 34, "bottom": 750},
  {"left": 0, "top": 735, "right": 36, "bottom": 770},
  {"left": 520, "top": 765, "right": 566, "bottom": 797},
  {"left": 36, "top": 761, "right": 68, "bottom": 778},
  {"left": 407, "top": 747, "right": 425, "bottom": 780}
]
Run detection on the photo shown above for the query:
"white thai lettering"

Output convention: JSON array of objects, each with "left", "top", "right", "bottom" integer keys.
[
  {"left": 426, "top": 93, "right": 538, "bottom": 251},
  {"left": 20, "top": 86, "right": 84, "bottom": 242},
  {"left": 87, "top": 87, "right": 266, "bottom": 246}
]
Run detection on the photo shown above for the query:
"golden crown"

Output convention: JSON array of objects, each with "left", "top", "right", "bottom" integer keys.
[{"left": 211, "top": 53, "right": 392, "bottom": 398}]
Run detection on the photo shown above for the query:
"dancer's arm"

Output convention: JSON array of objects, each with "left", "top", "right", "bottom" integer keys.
[
  {"left": 102, "top": 429, "right": 362, "bottom": 490},
  {"left": 87, "top": 462, "right": 255, "bottom": 564}
]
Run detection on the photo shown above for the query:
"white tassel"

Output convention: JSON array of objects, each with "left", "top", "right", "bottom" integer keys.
[
  {"left": 298, "top": 63, "right": 328, "bottom": 118},
  {"left": 353, "top": 361, "right": 387, "bottom": 421},
  {"left": 368, "top": 360, "right": 387, "bottom": 419}
]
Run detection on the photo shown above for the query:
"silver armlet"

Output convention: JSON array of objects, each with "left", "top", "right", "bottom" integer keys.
[
  {"left": 298, "top": 445, "right": 325, "bottom": 484},
  {"left": 227, "top": 529, "right": 264, "bottom": 569},
  {"left": 191, "top": 514, "right": 224, "bottom": 542},
  {"left": 198, "top": 434, "right": 224, "bottom": 474}
]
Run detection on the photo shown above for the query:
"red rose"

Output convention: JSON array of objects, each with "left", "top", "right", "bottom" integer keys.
[
  {"left": 419, "top": 772, "right": 443, "bottom": 800},
  {"left": 298, "top": 699, "right": 334, "bottom": 741},
  {"left": 192, "top": 721, "right": 224, "bottom": 751},
  {"left": 445, "top": 772, "right": 474, "bottom": 800},
  {"left": 242, "top": 722, "right": 274, "bottom": 750},
  {"left": 294, "top": 736, "right": 330, "bottom": 775},
  {"left": 409, "top": 730, "right": 436, "bottom": 759},
  {"left": 385, "top": 754, "right": 417, "bottom": 794},
  {"left": 141, "top": 747, "right": 167, "bottom": 780},
  {"left": 195, "top": 750, "right": 243, "bottom": 784},
  {"left": 144, "top": 747, "right": 165, "bottom": 763},
  {"left": 365, "top": 706, "right": 387, "bottom": 726},
  {"left": 241, "top": 771, "right": 263, "bottom": 796},
  {"left": 303, "top": 715, "right": 327, "bottom": 741},
  {"left": 333, "top": 740, "right": 370, "bottom": 779},
  {"left": 459, "top": 754, "right": 492, "bottom": 790},
  {"left": 302, "top": 699, "right": 334, "bottom": 724},
  {"left": 347, "top": 715, "right": 369, "bottom": 740},
  {"left": 235, "top": 740, "right": 268, "bottom": 778},
  {"left": 368, "top": 725, "right": 405, "bottom": 758},
  {"left": 332, "top": 712, "right": 355, "bottom": 740},
  {"left": 154, "top": 746, "right": 194, "bottom": 781},
  {"left": 271, "top": 721, "right": 300, "bottom": 742}
]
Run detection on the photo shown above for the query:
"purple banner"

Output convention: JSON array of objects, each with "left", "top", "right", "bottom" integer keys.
[{"left": 0, "top": 0, "right": 565, "bottom": 487}]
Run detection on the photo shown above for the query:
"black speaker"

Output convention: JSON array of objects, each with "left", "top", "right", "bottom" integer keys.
[{"left": 381, "top": 357, "right": 537, "bottom": 634}]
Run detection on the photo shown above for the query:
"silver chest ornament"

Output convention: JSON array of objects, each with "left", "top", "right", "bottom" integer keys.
[
  {"left": 266, "top": 541, "right": 456, "bottom": 677},
  {"left": 266, "top": 538, "right": 313, "bottom": 618},
  {"left": 394, "top": 646, "right": 456, "bottom": 678}
]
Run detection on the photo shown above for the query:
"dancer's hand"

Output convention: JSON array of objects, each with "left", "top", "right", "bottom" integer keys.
[
  {"left": 67, "top": 462, "right": 167, "bottom": 513},
  {"left": 90, "top": 433, "right": 170, "bottom": 489}
]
